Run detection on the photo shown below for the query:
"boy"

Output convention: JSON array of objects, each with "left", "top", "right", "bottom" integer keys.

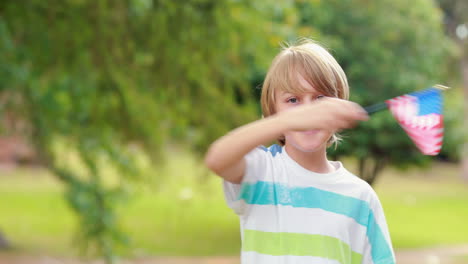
[{"left": 204, "top": 39, "right": 395, "bottom": 264}]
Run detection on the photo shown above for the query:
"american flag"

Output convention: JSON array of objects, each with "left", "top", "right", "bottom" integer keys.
[{"left": 385, "top": 88, "right": 444, "bottom": 155}]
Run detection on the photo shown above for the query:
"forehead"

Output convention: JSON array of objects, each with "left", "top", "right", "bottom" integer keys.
[
  {"left": 275, "top": 72, "right": 321, "bottom": 97},
  {"left": 273, "top": 52, "right": 333, "bottom": 95}
]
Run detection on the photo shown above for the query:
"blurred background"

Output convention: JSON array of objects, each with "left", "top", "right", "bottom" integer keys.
[{"left": 0, "top": 0, "right": 467, "bottom": 263}]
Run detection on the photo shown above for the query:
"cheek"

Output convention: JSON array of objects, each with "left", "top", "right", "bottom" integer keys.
[
  {"left": 275, "top": 102, "right": 296, "bottom": 113},
  {"left": 274, "top": 102, "right": 284, "bottom": 113}
]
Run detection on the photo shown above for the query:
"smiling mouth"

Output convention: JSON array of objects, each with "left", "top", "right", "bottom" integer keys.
[{"left": 302, "top": 130, "right": 319, "bottom": 135}]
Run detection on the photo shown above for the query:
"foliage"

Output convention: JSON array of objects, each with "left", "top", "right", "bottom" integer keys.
[
  {"left": 439, "top": 89, "right": 465, "bottom": 161},
  {"left": 436, "top": 0, "right": 468, "bottom": 163},
  {"left": 0, "top": 0, "right": 290, "bottom": 261}
]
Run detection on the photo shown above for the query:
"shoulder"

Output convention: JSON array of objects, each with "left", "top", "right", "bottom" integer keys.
[
  {"left": 334, "top": 164, "right": 366, "bottom": 185},
  {"left": 334, "top": 166, "right": 380, "bottom": 201},
  {"left": 243, "top": 144, "right": 284, "bottom": 182}
]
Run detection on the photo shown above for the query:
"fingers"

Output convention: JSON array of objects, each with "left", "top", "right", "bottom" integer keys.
[
  {"left": 344, "top": 102, "right": 369, "bottom": 122},
  {"left": 332, "top": 98, "right": 368, "bottom": 118},
  {"left": 348, "top": 101, "right": 369, "bottom": 121},
  {"left": 331, "top": 117, "right": 358, "bottom": 130},
  {"left": 320, "top": 98, "right": 368, "bottom": 129}
]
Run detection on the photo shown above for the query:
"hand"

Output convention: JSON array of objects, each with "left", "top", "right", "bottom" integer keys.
[{"left": 276, "top": 97, "right": 368, "bottom": 132}]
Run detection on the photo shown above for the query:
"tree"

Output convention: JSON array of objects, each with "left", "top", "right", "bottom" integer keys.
[
  {"left": 0, "top": 231, "right": 9, "bottom": 249},
  {"left": 296, "top": 0, "right": 452, "bottom": 184},
  {"left": 0, "top": 0, "right": 290, "bottom": 261},
  {"left": 437, "top": 0, "right": 468, "bottom": 181}
]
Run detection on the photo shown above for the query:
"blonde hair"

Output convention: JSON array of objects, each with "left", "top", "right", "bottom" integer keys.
[{"left": 261, "top": 38, "right": 349, "bottom": 147}]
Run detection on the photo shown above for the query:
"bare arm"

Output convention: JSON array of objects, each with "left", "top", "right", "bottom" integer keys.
[
  {"left": 204, "top": 98, "right": 368, "bottom": 183},
  {"left": 204, "top": 114, "right": 288, "bottom": 183}
]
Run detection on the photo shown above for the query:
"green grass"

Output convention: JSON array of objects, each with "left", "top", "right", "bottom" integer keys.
[
  {"left": 0, "top": 155, "right": 467, "bottom": 257},
  {"left": 0, "top": 152, "right": 241, "bottom": 257},
  {"left": 454, "top": 254, "right": 468, "bottom": 263},
  {"left": 120, "top": 192, "right": 240, "bottom": 257},
  {"left": 373, "top": 163, "right": 468, "bottom": 249},
  {"left": 0, "top": 168, "right": 76, "bottom": 255}
]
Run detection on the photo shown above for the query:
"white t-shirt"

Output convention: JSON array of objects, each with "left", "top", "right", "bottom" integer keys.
[{"left": 224, "top": 144, "right": 395, "bottom": 264}]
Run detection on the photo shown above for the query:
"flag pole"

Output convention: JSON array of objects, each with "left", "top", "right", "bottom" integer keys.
[
  {"left": 433, "top": 84, "right": 450, "bottom": 90},
  {"left": 363, "top": 84, "right": 450, "bottom": 115},
  {"left": 364, "top": 102, "right": 387, "bottom": 114}
]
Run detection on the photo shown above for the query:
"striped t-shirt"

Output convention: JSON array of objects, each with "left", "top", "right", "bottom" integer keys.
[{"left": 223, "top": 145, "right": 395, "bottom": 264}]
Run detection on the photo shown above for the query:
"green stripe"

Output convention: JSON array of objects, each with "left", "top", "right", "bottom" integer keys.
[{"left": 243, "top": 230, "right": 362, "bottom": 264}]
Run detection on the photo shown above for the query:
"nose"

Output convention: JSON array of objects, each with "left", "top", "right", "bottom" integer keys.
[{"left": 303, "top": 96, "right": 315, "bottom": 104}]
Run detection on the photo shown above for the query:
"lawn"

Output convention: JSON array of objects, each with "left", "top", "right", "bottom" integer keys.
[
  {"left": 372, "top": 162, "right": 468, "bottom": 249},
  {"left": 0, "top": 153, "right": 467, "bottom": 258}
]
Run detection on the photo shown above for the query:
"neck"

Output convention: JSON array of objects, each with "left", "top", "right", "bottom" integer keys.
[{"left": 285, "top": 144, "right": 334, "bottom": 173}]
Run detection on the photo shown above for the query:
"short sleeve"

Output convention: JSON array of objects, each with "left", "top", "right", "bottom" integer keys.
[
  {"left": 362, "top": 190, "right": 396, "bottom": 264},
  {"left": 223, "top": 146, "right": 269, "bottom": 216}
]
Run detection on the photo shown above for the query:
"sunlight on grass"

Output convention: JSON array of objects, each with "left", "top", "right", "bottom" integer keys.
[
  {"left": 0, "top": 151, "right": 241, "bottom": 257},
  {"left": 120, "top": 191, "right": 240, "bottom": 257},
  {"left": 374, "top": 163, "right": 468, "bottom": 249},
  {"left": 454, "top": 254, "right": 468, "bottom": 263},
  {"left": 0, "top": 167, "right": 76, "bottom": 255},
  {"left": 118, "top": 149, "right": 240, "bottom": 256}
]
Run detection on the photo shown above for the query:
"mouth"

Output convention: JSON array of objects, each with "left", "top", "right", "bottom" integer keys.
[{"left": 302, "top": 130, "right": 319, "bottom": 135}]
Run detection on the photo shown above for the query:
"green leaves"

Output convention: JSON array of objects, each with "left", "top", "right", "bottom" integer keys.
[{"left": 0, "top": 0, "right": 292, "bottom": 261}]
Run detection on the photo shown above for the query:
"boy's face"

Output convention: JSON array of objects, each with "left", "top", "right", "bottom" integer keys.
[{"left": 274, "top": 74, "right": 333, "bottom": 153}]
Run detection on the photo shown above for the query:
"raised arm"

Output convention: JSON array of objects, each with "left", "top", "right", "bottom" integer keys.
[
  {"left": 204, "top": 98, "right": 368, "bottom": 184},
  {"left": 204, "top": 114, "right": 287, "bottom": 184}
]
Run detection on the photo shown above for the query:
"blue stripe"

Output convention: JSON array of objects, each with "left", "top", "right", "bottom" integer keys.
[
  {"left": 367, "top": 211, "right": 394, "bottom": 262},
  {"left": 239, "top": 181, "right": 394, "bottom": 262}
]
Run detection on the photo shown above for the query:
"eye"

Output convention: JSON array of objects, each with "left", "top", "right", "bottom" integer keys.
[
  {"left": 316, "top": 95, "right": 326, "bottom": 100},
  {"left": 286, "top": 97, "right": 299, "bottom": 103}
]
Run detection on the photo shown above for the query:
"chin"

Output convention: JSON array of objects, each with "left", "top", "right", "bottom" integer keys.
[
  {"left": 285, "top": 134, "right": 327, "bottom": 153},
  {"left": 291, "top": 142, "right": 324, "bottom": 153}
]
